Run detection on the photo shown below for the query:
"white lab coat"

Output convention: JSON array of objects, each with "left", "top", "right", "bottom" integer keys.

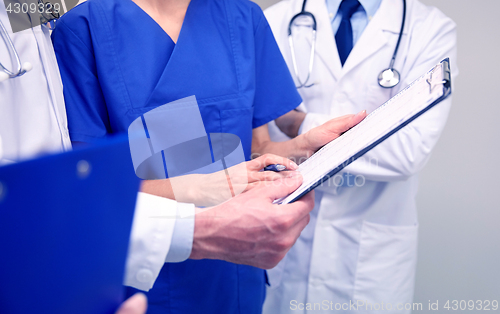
[
  {"left": 0, "top": 2, "right": 178, "bottom": 291},
  {"left": 264, "top": 0, "right": 457, "bottom": 313},
  {"left": 0, "top": 13, "right": 71, "bottom": 163}
]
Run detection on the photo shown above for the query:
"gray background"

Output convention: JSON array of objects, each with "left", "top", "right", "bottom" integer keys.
[{"left": 254, "top": 0, "right": 500, "bottom": 311}]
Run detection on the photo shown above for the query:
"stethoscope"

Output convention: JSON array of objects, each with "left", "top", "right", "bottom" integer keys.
[
  {"left": 288, "top": 0, "right": 407, "bottom": 89},
  {"left": 0, "top": 0, "right": 60, "bottom": 82}
]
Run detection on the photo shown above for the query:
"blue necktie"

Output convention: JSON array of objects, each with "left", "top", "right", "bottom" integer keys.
[{"left": 335, "top": 0, "right": 361, "bottom": 66}]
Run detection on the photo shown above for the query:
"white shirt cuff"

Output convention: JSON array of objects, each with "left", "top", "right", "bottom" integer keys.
[
  {"left": 165, "top": 202, "right": 195, "bottom": 263},
  {"left": 123, "top": 192, "right": 177, "bottom": 291}
]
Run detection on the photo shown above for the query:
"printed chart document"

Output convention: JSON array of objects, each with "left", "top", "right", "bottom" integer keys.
[{"left": 277, "top": 58, "right": 452, "bottom": 204}]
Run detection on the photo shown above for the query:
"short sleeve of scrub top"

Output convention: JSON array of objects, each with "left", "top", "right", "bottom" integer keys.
[{"left": 52, "top": 0, "right": 301, "bottom": 156}]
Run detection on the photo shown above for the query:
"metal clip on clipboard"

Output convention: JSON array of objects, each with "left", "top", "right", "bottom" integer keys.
[
  {"left": 427, "top": 59, "right": 451, "bottom": 94},
  {"left": 276, "top": 58, "right": 453, "bottom": 204}
]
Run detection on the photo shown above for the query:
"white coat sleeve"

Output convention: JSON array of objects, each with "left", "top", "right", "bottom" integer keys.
[
  {"left": 123, "top": 192, "right": 194, "bottom": 291},
  {"left": 164, "top": 202, "right": 195, "bottom": 263},
  {"left": 300, "top": 11, "right": 458, "bottom": 182}
]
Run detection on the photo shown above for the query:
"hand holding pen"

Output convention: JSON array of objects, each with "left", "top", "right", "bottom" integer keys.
[{"left": 263, "top": 164, "right": 287, "bottom": 172}]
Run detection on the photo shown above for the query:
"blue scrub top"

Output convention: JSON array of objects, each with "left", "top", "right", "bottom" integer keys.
[{"left": 52, "top": 0, "right": 301, "bottom": 313}]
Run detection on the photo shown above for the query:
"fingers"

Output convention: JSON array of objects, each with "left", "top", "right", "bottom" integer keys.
[
  {"left": 259, "top": 173, "right": 303, "bottom": 201},
  {"left": 281, "top": 212, "right": 311, "bottom": 249},
  {"left": 260, "top": 212, "right": 311, "bottom": 269},
  {"left": 322, "top": 114, "right": 354, "bottom": 135},
  {"left": 115, "top": 293, "right": 147, "bottom": 314},
  {"left": 248, "top": 154, "right": 298, "bottom": 171},
  {"left": 251, "top": 170, "right": 293, "bottom": 182},
  {"left": 277, "top": 191, "right": 314, "bottom": 224},
  {"left": 260, "top": 195, "right": 313, "bottom": 269},
  {"left": 324, "top": 110, "right": 367, "bottom": 134},
  {"left": 350, "top": 110, "right": 367, "bottom": 127}
]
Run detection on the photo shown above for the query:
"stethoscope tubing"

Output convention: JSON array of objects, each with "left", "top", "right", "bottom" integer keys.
[
  {"left": 389, "top": 0, "right": 406, "bottom": 70},
  {"left": 288, "top": 0, "right": 317, "bottom": 88},
  {"left": 289, "top": 0, "right": 406, "bottom": 89},
  {"left": 0, "top": 19, "right": 26, "bottom": 78},
  {"left": 0, "top": 0, "right": 59, "bottom": 81}
]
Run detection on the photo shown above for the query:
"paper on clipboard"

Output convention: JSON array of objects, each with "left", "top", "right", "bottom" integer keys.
[{"left": 276, "top": 58, "right": 452, "bottom": 204}]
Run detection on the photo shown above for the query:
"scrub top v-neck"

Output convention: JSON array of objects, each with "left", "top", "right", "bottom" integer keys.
[{"left": 52, "top": 0, "right": 302, "bottom": 313}]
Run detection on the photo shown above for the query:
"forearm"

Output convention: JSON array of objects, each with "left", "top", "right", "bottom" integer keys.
[
  {"left": 140, "top": 179, "right": 176, "bottom": 200},
  {"left": 141, "top": 176, "right": 205, "bottom": 206},
  {"left": 141, "top": 154, "right": 298, "bottom": 206},
  {"left": 274, "top": 110, "right": 306, "bottom": 138},
  {"left": 253, "top": 112, "right": 366, "bottom": 163}
]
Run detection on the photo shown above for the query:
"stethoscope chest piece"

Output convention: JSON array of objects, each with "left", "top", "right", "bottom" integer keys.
[
  {"left": 0, "top": 19, "right": 34, "bottom": 82},
  {"left": 0, "top": 71, "right": 9, "bottom": 82},
  {"left": 378, "top": 68, "right": 400, "bottom": 88}
]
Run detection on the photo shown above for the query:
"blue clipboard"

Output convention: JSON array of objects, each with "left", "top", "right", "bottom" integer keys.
[
  {"left": 0, "top": 136, "right": 140, "bottom": 314},
  {"left": 283, "top": 58, "right": 452, "bottom": 204}
]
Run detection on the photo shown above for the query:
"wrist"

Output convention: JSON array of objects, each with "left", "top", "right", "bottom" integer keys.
[
  {"left": 186, "top": 174, "right": 207, "bottom": 206},
  {"left": 289, "top": 133, "right": 313, "bottom": 163},
  {"left": 189, "top": 207, "right": 219, "bottom": 260},
  {"left": 194, "top": 172, "right": 227, "bottom": 207},
  {"left": 178, "top": 174, "right": 215, "bottom": 207},
  {"left": 291, "top": 111, "right": 307, "bottom": 137}
]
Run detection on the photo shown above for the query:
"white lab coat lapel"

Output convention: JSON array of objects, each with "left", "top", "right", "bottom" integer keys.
[
  {"left": 276, "top": 0, "right": 410, "bottom": 85},
  {"left": 273, "top": 0, "right": 302, "bottom": 82},
  {"left": 272, "top": 0, "right": 341, "bottom": 84},
  {"left": 291, "top": 0, "right": 408, "bottom": 83},
  {"left": 342, "top": 0, "right": 407, "bottom": 76},
  {"left": 307, "top": 0, "right": 343, "bottom": 81}
]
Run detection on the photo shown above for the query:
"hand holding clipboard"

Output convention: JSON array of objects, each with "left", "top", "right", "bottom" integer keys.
[{"left": 277, "top": 58, "right": 452, "bottom": 204}]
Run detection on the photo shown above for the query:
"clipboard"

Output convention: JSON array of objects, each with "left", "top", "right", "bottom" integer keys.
[
  {"left": 278, "top": 58, "right": 452, "bottom": 204},
  {"left": 0, "top": 136, "right": 140, "bottom": 313}
]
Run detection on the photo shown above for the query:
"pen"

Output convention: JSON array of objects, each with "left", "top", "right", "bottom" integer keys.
[{"left": 264, "top": 164, "right": 287, "bottom": 172}]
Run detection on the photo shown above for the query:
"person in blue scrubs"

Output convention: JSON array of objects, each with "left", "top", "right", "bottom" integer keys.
[{"left": 51, "top": 0, "right": 365, "bottom": 313}]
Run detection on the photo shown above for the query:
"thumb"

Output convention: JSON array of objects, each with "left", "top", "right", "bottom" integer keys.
[
  {"left": 115, "top": 293, "right": 148, "bottom": 314},
  {"left": 323, "top": 110, "right": 367, "bottom": 134},
  {"left": 349, "top": 110, "right": 367, "bottom": 128},
  {"left": 336, "top": 110, "right": 366, "bottom": 134},
  {"left": 261, "top": 172, "right": 303, "bottom": 201}
]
